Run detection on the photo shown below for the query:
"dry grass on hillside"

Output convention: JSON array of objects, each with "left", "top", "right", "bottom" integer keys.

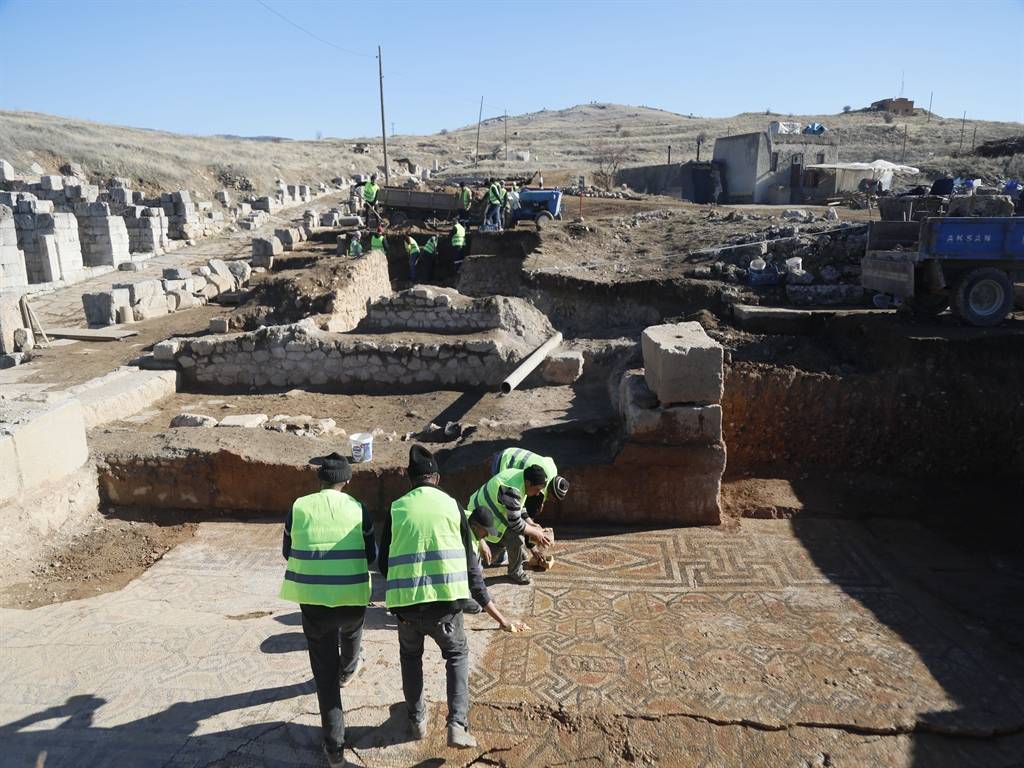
[{"left": 1, "top": 103, "right": 1020, "bottom": 198}]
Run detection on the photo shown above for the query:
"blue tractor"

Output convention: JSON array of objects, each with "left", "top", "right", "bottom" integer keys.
[{"left": 509, "top": 189, "right": 563, "bottom": 229}]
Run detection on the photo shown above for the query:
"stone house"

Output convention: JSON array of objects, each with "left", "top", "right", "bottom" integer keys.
[
  {"left": 871, "top": 97, "right": 915, "bottom": 116},
  {"left": 711, "top": 131, "right": 839, "bottom": 204}
]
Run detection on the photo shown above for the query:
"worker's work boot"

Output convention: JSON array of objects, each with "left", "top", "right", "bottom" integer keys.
[
  {"left": 447, "top": 722, "right": 478, "bottom": 749},
  {"left": 323, "top": 744, "right": 347, "bottom": 768},
  {"left": 508, "top": 571, "right": 532, "bottom": 585},
  {"left": 409, "top": 717, "right": 427, "bottom": 741},
  {"left": 338, "top": 655, "right": 363, "bottom": 688}
]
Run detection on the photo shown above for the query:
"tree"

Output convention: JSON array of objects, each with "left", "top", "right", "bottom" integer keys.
[
  {"left": 883, "top": 111, "right": 896, "bottom": 124},
  {"left": 592, "top": 139, "right": 631, "bottom": 190},
  {"left": 842, "top": 105, "right": 852, "bottom": 113}
]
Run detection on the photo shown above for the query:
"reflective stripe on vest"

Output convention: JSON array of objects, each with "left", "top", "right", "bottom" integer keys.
[
  {"left": 488, "top": 184, "right": 502, "bottom": 204},
  {"left": 423, "top": 238, "right": 437, "bottom": 254},
  {"left": 497, "top": 448, "right": 558, "bottom": 500},
  {"left": 451, "top": 223, "right": 466, "bottom": 247},
  {"left": 406, "top": 239, "right": 420, "bottom": 255},
  {"left": 362, "top": 183, "right": 378, "bottom": 203},
  {"left": 468, "top": 468, "right": 526, "bottom": 544},
  {"left": 279, "top": 490, "right": 370, "bottom": 607},
  {"left": 385, "top": 485, "right": 470, "bottom": 609},
  {"left": 370, "top": 234, "right": 385, "bottom": 250}
]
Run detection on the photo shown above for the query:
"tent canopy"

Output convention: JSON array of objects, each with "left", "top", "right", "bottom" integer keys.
[{"left": 805, "top": 160, "right": 919, "bottom": 174}]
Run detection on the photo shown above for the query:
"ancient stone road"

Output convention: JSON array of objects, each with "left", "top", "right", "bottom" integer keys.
[{"left": 2, "top": 518, "right": 1023, "bottom": 767}]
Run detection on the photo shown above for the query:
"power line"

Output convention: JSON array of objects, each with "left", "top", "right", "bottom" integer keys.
[{"left": 255, "top": 0, "right": 372, "bottom": 58}]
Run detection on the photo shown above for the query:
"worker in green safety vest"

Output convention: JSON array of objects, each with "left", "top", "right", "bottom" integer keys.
[
  {"left": 466, "top": 465, "right": 551, "bottom": 585},
  {"left": 279, "top": 451, "right": 376, "bottom": 768},
  {"left": 450, "top": 221, "right": 467, "bottom": 271},
  {"left": 347, "top": 230, "right": 363, "bottom": 258},
  {"left": 370, "top": 226, "right": 386, "bottom": 252},
  {"left": 361, "top": 174, "right": 379, "bottom": 205},
  {"left": 491, "top": 447, "right": 570, "bottom": 570},
  {"left": 419, "top": 234, "right": 438, "bottom": 281},
  {"left": 404, "top": 235, "right": 421, "bottom": 282},
  {"left": 379, "top": 445, "right": 494, "bottom": 749},
  {"left": 458, "top": 182, "right": 472, "bottom": 211},
  {"left": 485, "top": 179, "right": 504, "bottom": 230}
]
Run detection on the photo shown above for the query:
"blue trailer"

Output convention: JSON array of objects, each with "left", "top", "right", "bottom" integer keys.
[{"left": 862, "top": 217, "right": 1024, "bottom": 326}]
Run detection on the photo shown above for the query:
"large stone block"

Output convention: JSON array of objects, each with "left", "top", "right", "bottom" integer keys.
[
  {"left": 132, "top": 293, "right": 170, "bottom": 321},
  {"left": 641, "top": 322, "right": 723, "bottom": 405},
  {"left": 0, "top": 291, "right": 26, "bottom": 354},
  {"left": 7, "top": 399, "right": 89, "bottom": 493},
  {"left": 82, "top": 289, "right": 131, "bottom": 326},
  {"left": 114, "top": 278, "right": 163, "bottom": 305},
  {"left": 620, "top": 370, "right": 722, "bottom": 444}
]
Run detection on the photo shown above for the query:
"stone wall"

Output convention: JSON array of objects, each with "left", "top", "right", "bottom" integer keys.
[
  {"left": 321, "top": 249, "right": 393, "bottom": 332},
  {"left": 157, "top": 320, "right": 536, "bottom": 393},
  {"left": 0, "top": 204, "right": 28, "bottom": 290},
  {"left": 359, "top": 285, "right": 554, "bottom": 338}
]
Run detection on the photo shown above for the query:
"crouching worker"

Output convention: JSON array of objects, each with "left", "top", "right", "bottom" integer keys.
[
  {"left": 379, "top": 445, "right": 488, "bottom": 749},
  {"left": 460, "top": 507, "right": 531, "bottom": 633},
  {"left": 279, "top": 452, "right": 376, "bottom": 768},
  {"left": 467, "top": 465, "right": 551, "bottom": 585},
  {"left": 490, "top": 447, "right": 569, "bottom": 568}
]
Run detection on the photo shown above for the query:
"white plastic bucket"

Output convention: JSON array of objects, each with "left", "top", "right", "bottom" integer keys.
[
  {"left": 350, "top": 432, "right": 374, "bottom": 463},
  {"left": 785, "top": 256, "right": 803, "bottom": 273}
]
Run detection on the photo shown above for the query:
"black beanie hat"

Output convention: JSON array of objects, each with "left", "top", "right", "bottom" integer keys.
[
  {"left": 524, "top": 464, "right": 548, "bottom": 486},
  {"left": 311, "top": 451, "right": 352, "bottom": 484},
  {"left": 408, "top": 445, "right": 439, "bottom": 477}
]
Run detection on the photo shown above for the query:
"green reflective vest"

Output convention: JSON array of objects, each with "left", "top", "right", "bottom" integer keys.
[
  {"left": 385, "top": 485, "right": 470, "bottom": 609},
  {"left": 496, "top": 448, "right": 558, "bottom": 501},
  {"left": 362, "top": 182, "right": 379, "bottom": 203},
  {"left": 348, "top": 239, "right": 363, "bottom": 257},
  {"left": 459, "top": 187, "right": 472, "bottom": 209},
  {"left": 467, "top": 468, "right": 526, "bottom": 544},
  {"left": 370, "top": 234, "right": 386, "bottom": 251},
  {"left": 405, "top": 238, "right": 420, "bottom": 256},
  {"left": 451, "top": 222, "right": 466, "bottom": 247},
  {"left": 279, "top": 490, "right": 370, "bottom": 607},
  {"left": 422, "top": 236, "right": 438, "bottom": 255},
  {"left": 487, "top": 183, "right": 502, "bottom": 205}
]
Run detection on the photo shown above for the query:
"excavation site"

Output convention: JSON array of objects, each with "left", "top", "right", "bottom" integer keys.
[{"left": 2, "top": 8, "right": 1024, "bottom": 766}]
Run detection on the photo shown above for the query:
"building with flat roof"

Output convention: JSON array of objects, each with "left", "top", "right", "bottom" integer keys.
[{"left": 712, "top": 130, "right": 839, "bottom": 204}]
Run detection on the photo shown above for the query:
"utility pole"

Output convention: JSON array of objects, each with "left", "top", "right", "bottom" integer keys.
[
  {"left": 958, "top": 110, "right": 967, "bottom": 155},
  {"left": 391, "top": 121, "right": 395, "bottom": 137},
  {"left": 504, "top": 109, "right": 508, "bottom": 162},
  {"left": 971, "top": 124, "right": 977, "bottom": 151},
  {"left": 667, "top": 145, "right": 672, "bottom": 165},
  {"left": 474, "top": 96, "right": 483, "bottom": 166},
  {"left": 377, "top": 45, "right": 389, "bottom": 185},
  {"left": 901, "top": 123, "right": 908, "bottom": 162},
  {"left": 926, "top": 91, "right": 933, "bottom": 123}
]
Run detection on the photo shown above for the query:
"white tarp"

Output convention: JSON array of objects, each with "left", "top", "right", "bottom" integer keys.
[
  {"left": 769, "top": 121, "right": 803, "bottom": 135},
  {"left": 805, "top": 160, "right": 919, "bottom": 191}
]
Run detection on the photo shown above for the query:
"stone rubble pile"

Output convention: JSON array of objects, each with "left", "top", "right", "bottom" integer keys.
[{"left": 81, "top": 258, "right": 251, "bottom": 326}]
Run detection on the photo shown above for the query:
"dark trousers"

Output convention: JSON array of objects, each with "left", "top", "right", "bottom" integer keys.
[
  {"left": 397, "top": 610, "right": 469, "bottom": 728},
  {"left": 300, "top": 603, "right": 366, "bottom": 750}
]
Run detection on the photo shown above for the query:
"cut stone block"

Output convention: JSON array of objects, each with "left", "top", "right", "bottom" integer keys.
[
  {"left": 540, "top": 350, "right": 584, "bottom": 385},
  {"left": 171, "top": 413, "right": 218, "bottom": 428},
  {"left": 7, "top": 399, "right": 89, "bottom": 493},
  {"left": 226, "top": 260, "right": 251, "bottom": 286},
  {"left": 641, "top": 322, "right": 723, "bottom": 405},
  {"left": 620, "top": 370, "right": 722, "bottom": 445},
  {"left": 82, "top": 289, "right": 131, "bottom": 326},
  {"left": 132, "top": 293, "right": 170, "bottom": 321},
  {"left": 217, "top": 413, "right": 268, "bottom": 428},
  {"left": 209, "top": 317, "right": 230, "bottom": 334},
  {"left": 114, "top": 279, "right": 163, "bottom": 305},
  {"left": 163, "top": 267, "right": 191, "bottom": 280}
]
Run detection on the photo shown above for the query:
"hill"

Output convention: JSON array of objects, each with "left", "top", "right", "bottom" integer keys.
[{"left": 1, "top": 104, "right": 1020, "bottom": 197}]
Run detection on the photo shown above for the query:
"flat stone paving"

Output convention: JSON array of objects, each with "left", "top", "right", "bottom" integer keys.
[{"left": 3, "top": 518, "right": 1023, "bottom": 767}]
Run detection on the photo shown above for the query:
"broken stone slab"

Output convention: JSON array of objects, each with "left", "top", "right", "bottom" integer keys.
[
  {"left": 274, "top": 228, "right": 302, "bottom": 250},
  {"left": 114, "top": 279, "right": 163, "bottom": 305},
  {"left": 251, "top": 236, "right": 283, "bottom": 266},
  {"left": 132, "top": 293, "right": 170, "bottom": 321},
  {"left": 207, "top": 258, "right": 237, "bottom": 286},
  {"left": 162, "top": 267, "right": 191, "bottom": 280},
  {"left": 226, "top": 260, "right": 251, "bottom": 286},
  {"left": 641, "top": 322, "right": 723, "bottom": 406},
  {"left": 118, "top": 262, "right": 145, "bottom": 272},
  {"left": 620, "top": 370, "right": 722, "bottom": 445},
  {"left": 217, "top": 414, "right": 268, "bottom": 428},
  {"left": 167, "top": 289, "right": 198, "bottom": 311},
  {"left": 153, "top": 339, "right": 183, "bottom": 361},
  {"left": 170, "top": 413, "right": 218, "bottom": 428}
]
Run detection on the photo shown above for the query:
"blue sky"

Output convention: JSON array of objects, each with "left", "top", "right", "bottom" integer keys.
[{"left": 1, "top": 0, "right": 1021, "bottom": 138}]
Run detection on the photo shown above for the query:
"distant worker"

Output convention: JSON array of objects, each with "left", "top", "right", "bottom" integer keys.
[
  {"left": 450, "top": 220, "right": 467, "bottom": 271},
  {"left": 279, "top": 452, "right": 376, "bottom": 768},
  {"left": 347, "top": 230, "right": 363, "bottom": 258},
  {"left": 458, "top": 182, "right": 473, "bottom": 212},
  {"left": 466, "top": 465, "right": 551, "bottom": 584},
  {"left": 379, "top": 445, "right": 490, "bottom": 749},
  {"left": 405, "top": 235, "right": 421, "bottom": 282},
  {"left": 491, "top": 447, "right": 569, "bottom": 568},
  {"left": 370, "top": 226, "right": 386, "bottom": 253},
  {"left": 420, "top": 234, "right": 438, "bottom": 281},
  {"left": 485, "top": 179, "right": 504, "bottom": 231},
  {"left": 362, "top": 173, "right": 380, "bottom": 224}
]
